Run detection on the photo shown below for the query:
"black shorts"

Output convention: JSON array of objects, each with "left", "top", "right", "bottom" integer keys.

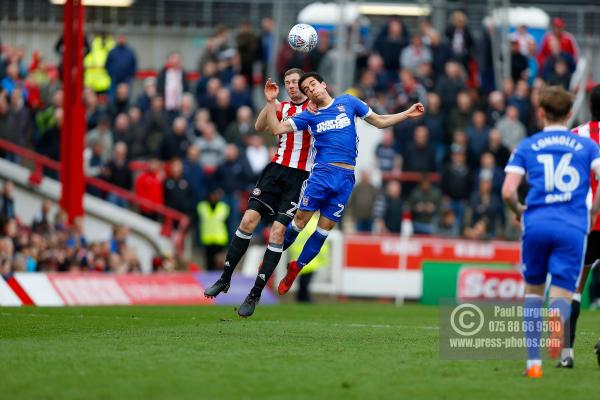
[
  {"left": 248, "top": 162, "right": 309, "bottom": 226},
  {"left": 585, "top": 231, "right": 600, "bottom": 265}
]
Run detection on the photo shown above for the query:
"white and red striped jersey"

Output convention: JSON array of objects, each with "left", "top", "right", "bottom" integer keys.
[
  {"left": 573, "top": 120, "right": 600, "bottom": 231},
  {"left": 273, "top": 100, "right": 314, "bottom": 172}
]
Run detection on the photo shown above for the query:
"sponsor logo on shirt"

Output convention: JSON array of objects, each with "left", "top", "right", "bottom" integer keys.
[{"left": 315, "top": 113, "right": 351, "bottom": 133}]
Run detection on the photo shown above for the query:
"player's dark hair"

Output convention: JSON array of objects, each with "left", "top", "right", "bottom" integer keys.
[
  {"left": 284, "top": 68, "right": 304, "bottom": 79},
  {"left": 590, "top": 84, "right": 600, "bottom": 121},
  {"left": 538, "top": 85, "right": 573, "bottom": 122},
  {"left": 298, "top": 72, "right": 324, "bottom": 95}
]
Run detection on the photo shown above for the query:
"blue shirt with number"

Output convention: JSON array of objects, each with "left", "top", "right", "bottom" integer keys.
[
  {"left": 505, "top": 127, "right": 600, "bottom": 233},
  {"left": 288, "top": 94, "right": 372, "bottom": 166}
]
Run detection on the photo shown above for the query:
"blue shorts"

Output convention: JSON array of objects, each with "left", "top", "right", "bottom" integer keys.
[
  {"left": 298, "top": 163, "right": 355, "bottom": 222},
  {"left": 521, "top": 224, "right": 586, "bottom": 292}
]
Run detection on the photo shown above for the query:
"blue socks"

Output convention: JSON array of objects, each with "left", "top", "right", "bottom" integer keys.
[
  {"left": 549, "top": 297, "right": 571, "bottom": 323},
  {"left": 283, "top": 220, "right": 302, "bottom": 251},
  {"left": 297, "top": 227, "right": 329, "bottom": 268},
  {"left": 524, "top": 295, "right": 544, "bottom": 361}
]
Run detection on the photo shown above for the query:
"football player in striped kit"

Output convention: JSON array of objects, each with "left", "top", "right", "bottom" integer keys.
[
  {"left": 204, "top": 68, "right": 314, "bottom": 318},
  {"left": 559, "top": 84, "right": 600, "bottom": 368}
]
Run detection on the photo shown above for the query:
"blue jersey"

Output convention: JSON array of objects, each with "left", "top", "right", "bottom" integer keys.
[
  {"left": 288, "top": 94, "right": 372, "bottom": 166},
  {"left": 505, "top": 127, "right": 600, "bottom": 233}
]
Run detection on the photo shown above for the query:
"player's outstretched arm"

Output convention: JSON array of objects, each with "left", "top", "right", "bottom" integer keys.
[
  {"left": 262, "top": 78, "right": 294, "bottom": 135},
  {"left": 255, "top": 79, "right": 282, "bottom": 132},
  {"left": 501, "top": 172, "right": 526, "bottom": 220},
  {"left": 364, "top": 103, "right": 425, "bottom": 129}
]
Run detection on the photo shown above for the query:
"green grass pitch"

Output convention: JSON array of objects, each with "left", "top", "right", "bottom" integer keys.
[{"left": 1, "top": 304, "right": 599, "bottom": 399}]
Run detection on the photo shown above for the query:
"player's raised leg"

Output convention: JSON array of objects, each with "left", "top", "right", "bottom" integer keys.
[{"left": 204, "top": 208, "right": 261, "bottom": 297}]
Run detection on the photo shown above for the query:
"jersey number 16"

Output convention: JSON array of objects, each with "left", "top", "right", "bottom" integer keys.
[{"left": 536, "top": 153, "right": 580, "bottom": 192}]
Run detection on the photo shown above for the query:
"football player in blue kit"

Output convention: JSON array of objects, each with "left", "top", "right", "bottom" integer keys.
[
  {"left": 502, "top": 86, "right": 600, "bottom": 378},
  {"left": 263, "top": 72, "right": 424, "bottom": 296}
]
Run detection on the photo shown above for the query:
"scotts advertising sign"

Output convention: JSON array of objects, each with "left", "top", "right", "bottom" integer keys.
[{"left": 457, "top": 268, "right": 525, "bottom": 300}]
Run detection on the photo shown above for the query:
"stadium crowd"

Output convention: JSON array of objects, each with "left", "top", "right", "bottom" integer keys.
[{"left": 0, "top": 11, "right": 584, "bottom": 275}]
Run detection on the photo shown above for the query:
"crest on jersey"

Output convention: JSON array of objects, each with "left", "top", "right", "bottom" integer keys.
[
  {"left": 302, "top": 197, "right": 309, "bottom": 206},
  {"left": 252, "top": 188, "right": 261, "bottom": 196},
  {"left": 337, "top": 104, "right": 345, "bottom": 112}
]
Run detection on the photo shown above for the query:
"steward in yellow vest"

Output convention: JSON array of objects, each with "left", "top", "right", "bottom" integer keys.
[
  {"left": 197, "top": 190, "right": 230, "bottom": 270},
  {"left": 84, "top": 34, "right": 115, "bottom": 93}
]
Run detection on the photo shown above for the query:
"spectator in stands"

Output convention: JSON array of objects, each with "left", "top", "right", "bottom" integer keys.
[
  {"left": 86, "top": 114, "right": 113, "bottom": 163},
  {"left": 478, "top": 17, "right": 496, "bottom": 94},
  {"left": 347, "top": 170, "right": 380, "bottom": 233},
  {"left": 441, "top": 146, "right": 471, "bottom": 231},
  {"left": 437, "top": 206, "right": 460, "bottom": 237},
  {"left": 183, "top": 145, "right": 207, "bottom": 206},
  {"left": 465, "top": 170, "right": 503, "bottom": 239},
  {"left": 446, "top": 11, "right": 474, "bottom": 73},
  {"left": 510, "top": 38, "right": 528, "bottom": 83},
  {"left": 196, "top": 77, "right": 221, "bottom": 110},
  {"left": 448, "top": 91, "right": 474, "bottom": 135},
  {"left": 546, "top": 58, "right": 572, "bottom": 90},
  {"left": 485, "top": 128, "right": 510, "bottom": 168},
  {"left": 197, "top": 188, "right": 230, "bottom": 271},
  {"left": 224, "top": 105, "right": 258, "bottom": 146},
  {"left": 136, "top": 77, "right": 157, "bottom": 114},
  {"left": 1, "top": 62, "right": 28, "bottom": 100},
  {"left": 374, "top": 17, "right": 410, "bottom": 76},
  {"left": 83, "top": 139, "right": 104, "bottom": 186},
  {"left": 258, "top": 17, "right": 274, "bottom": 79},
  {"left": 157, "top": 52, "right": 188, "bottom": 119},
  {"left": 1, "top": 180, "right": 15, "bottom": 220},
  {"left": 473, "top": 152, "right": 504, "bottom": 198},
  {"left": 229, "top": 74, "right": 253, "bottom": 111},
  {"left": 37, "top": 107, "right": 62, "bottom": 162},
  {"left": 134, "top": 158, "right": 164, "bottom": 220},
  {"left": 141, "top": 96, "right": 168, "bottom": 157},
  {"left": 391, "top": 69, "right": 427, "bottom": 112},
  {"left": 422, "top": 92, "right": 445, "bottom": 160},
  {"left": 194, "top": 122, "right": 226, "bottom": 172},
  {"left": 112, "top": 113, "right": 134, "bottom": 151},
  {"left": 495, "top": 105, "right": 526, "bottom": 151},
  {"left": 179, "top": 93, "right": 197, "bottom": 128},
  {"left": 510, "top": 24, "right": 535, "bottom": 57},
  {"left": 105, "top": 32, "right": 137, "bottom": 99},
  {"left": 373, "top": 179, "right": 403, "bottom": 234},
  {"left": 127, "top": 107, "right": 146, "bottom": 159},
  {"left": 84, "top": 88, "right": 103, "bottom": 130},
  {"left": 164, "top": 158, "right": 193, "bottom": 216},
  {"left": 236, "top": 20, "right": 258, "bottom": 87},
  {"left": 375, "top": 129, "right": 400, "bottom": 176},
  {"left": 107, "top": 82, "right": 130, "bottom": 121},
  {"left": 307, "top": 29, "right": 332, "bottom": 72},
  {"left": 537, "top": 17, "right": 579, "bottom": 68},
  {"left": 483, "top": 92, "right": 503, "bottom": 129},
  {"left": 541, "top": 36, "right": 576, "bottom": 83},
  {"left": 408, "top": 173, "right": 441, "bottom": 235},
  {"left": 435, "top": 60, "right": 466, "bottom": 112},
  {"left": 198, "top": 25, "right": 236, "bottom": 71},
  {"left": 402, "top": 125, "right": 437, "bottom": 173},
  {"left": 216, "top": 144, "right": 253, "bottom": 237},
  {"left": 507, "top": 80, "right": 532, "bottom": 128},
  {"left": 466, "top": 110, "right": 491, "bottom": 166},
  {"left": 104, "top": 142, "right": 133, "bottom": 207},
  {"left": 210, "top": 87, "right": 236, "bottom": 134},
  {"left": 7, "top": 88, "right": 32, "bottom": 149},
  {"left": 0, "top": 95, "right": 10, "bottom": 145},
  {"left": 32, "top": 199, "right": 53, "bottom": 235},
  {"left": 401, "top": 34, "right": 432, "bottom": 75},
  {"left": 245, "top": 134, "right": 269, "bottom": 183},
  {"left": 84, "top": 32, "right": 114, "bottom": 94},
  {"left": 159, "top": 116, "right": 192, "bottom": 161}
]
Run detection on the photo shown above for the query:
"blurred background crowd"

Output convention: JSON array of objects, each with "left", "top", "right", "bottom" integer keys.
[{"left": 0, "top": 5, "right": 586, "bottom": 275}]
